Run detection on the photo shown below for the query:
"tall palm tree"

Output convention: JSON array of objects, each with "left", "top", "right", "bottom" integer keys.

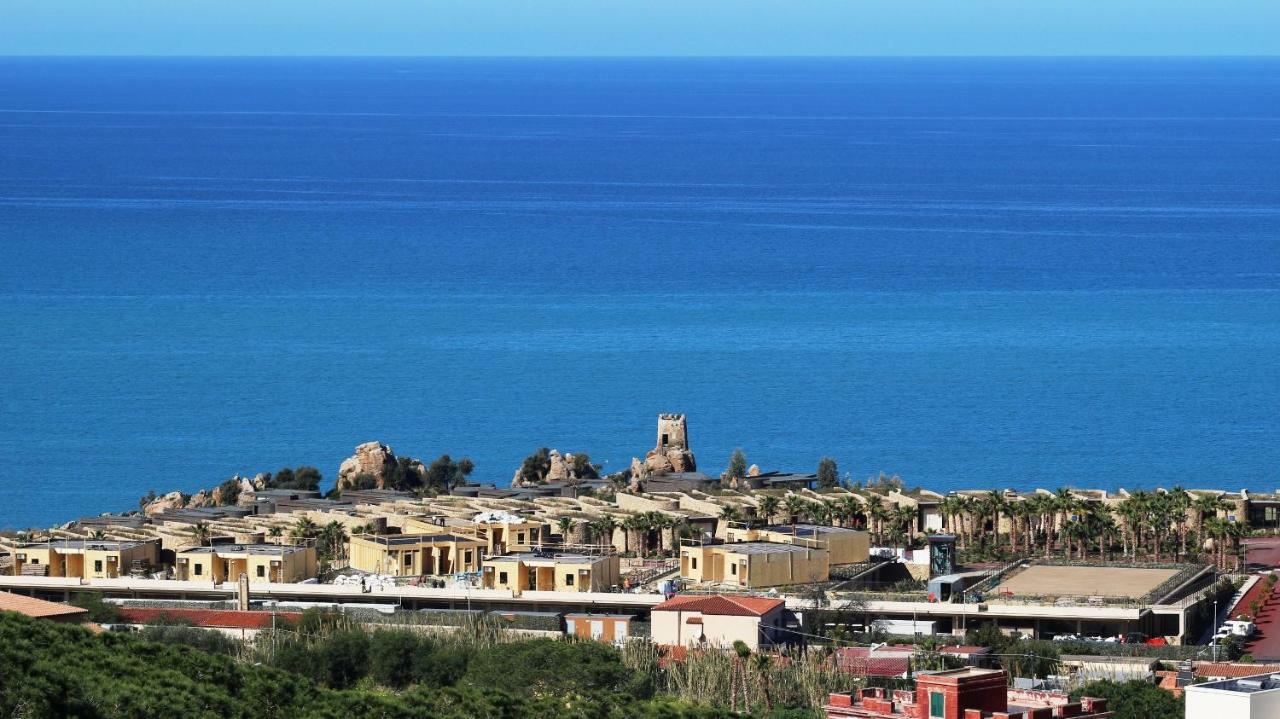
[
  {"left": 320, "top": 521, "right": 348, "bottom": 561},
  {"left": 864, "top": 495, "right": 888, "bottom": 545},
  {"left": 1192, "top": 494, "right": 1232, "bottom": 559},
  {"left": 836, "top": 495, "right": 862, "bottom": 529},
  {"left": 720, "top": 504, "right": 742, "bottom": 529},
  {"left": 986, "top": 491, "right": 1010, "bottom": 549},
  {"left": 1052, "top": 488, "right": 1077, "bottom": 556},
  {"left": 783, "top": 495, "right": 809, "bottom": 537},
  {"left": 1094, "top": 509, "right": 1119, "bottom": 562},
  {"left": 893, "top": 505, "right": 917, "bottom": 546},
  {"left": 557, "top": 516, "right": 574, "bottom": 545},
  {"left": 1167, "top": 486, "right": 1192, "bottom": 560},
  {"left": 594, "top": 516, "right": 618, "bottom": 553},
  {"left": 758, "top": 495, "right": 781, "bottom": 525}
]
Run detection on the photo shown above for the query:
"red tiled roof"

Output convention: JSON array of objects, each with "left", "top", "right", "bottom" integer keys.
[
  {"left": 0, "top": 591, "right": 89, "bottom": 620},
  {"left": 834, "top": 648, "right": 910, "bottom": 678},
  {"left": 1194, "top": 662, "right": 1280, "bottom": 679},
  {"left": 652, "top": 594, "right": 784, "bottom": 617},
  {"left": 117, "top": 607, "right": 301, "bottom": 630}
]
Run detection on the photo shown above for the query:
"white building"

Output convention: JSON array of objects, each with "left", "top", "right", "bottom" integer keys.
[
  {"left": 650, "top": 594, "right": 786, "bottom": 650},
  {"left": 1185, "top": 671, "right": 1280, "bottom": 719}
]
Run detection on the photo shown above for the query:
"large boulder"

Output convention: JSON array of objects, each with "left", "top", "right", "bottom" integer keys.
[
  {"left": 143, "top": 491, "right": 185, "bottom": 517},
  {"left": 337, "top": 441, "right": 399, "bottom": 489}
]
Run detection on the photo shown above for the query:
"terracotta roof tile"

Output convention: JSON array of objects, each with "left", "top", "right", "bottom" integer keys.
[
  {"left": 0, "top": 591, "right": 89, "bottom": 619},
  {"left": 1194, "top": 662, "right": 1280, "bottom": 679},
  {"left": 117, "top": 607, "right": 300, "bottom": 630},
  {"left": 652, "top": 594, "right": 784, "bottom": 617}
]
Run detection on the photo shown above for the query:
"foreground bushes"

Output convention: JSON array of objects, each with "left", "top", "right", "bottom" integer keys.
[{"left": 0, "top": 613, "right": 737, "bottom": 719}]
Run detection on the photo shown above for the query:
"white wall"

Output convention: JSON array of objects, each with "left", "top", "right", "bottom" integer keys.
[{"left": 1186, "top": 684, "right": 1280, "bottom": 719}]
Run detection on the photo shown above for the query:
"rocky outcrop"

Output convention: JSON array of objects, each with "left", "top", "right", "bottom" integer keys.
[
  {"left": 143, "top": 491, "right": 185, "bottom": 517},
  {"left": 546, "top": 450, "right": 572, "bottom": 482},
  {"left": 337, "top": 441, "right": 400, "bottom": 489},
  {"left": 512, "top": 448, "right": 594, "bottom": 487}
]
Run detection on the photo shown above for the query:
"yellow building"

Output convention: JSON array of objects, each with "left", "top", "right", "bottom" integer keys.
[
  {"left": 406, "top": 513, "right": 546, "bottom": 555},
  {"left": 349, "top": 533, "right": 486, "bottom": 577},
  {"left": 680, "top": 542, "right": 829, "bottom": 588},
  {"left": 10, "top": 540, "right": 159, "bottom": 579},
  {"left": 724, "top": 524, "right": 869, "bottom": 565},
  {"left": 481, "top": 552, "right": 620, "bottom": 595},
  {"left": 176, "top": 544, "right": 317, "bottom": 583}
]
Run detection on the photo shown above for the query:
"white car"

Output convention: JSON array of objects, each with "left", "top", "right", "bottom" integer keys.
[{"left": 1052, "top": 634, "right": 1078, "bottom": 642}]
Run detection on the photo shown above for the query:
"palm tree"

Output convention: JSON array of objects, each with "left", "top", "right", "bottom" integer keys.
[
  {"left": 1052, "top": 488, "right": 1077, "bottom": 556},
  {"left": 758, "top": 495, "right": 781, "bottom": 525},
  {"left": 319, "top": 521, "right": 348, "bottom": 561},
  {"left": 289, "top": 516, "right": 319, "bottom": 543},
  {"left": 1193, "top": 494, "right": 1232, "bottom": 559},
  {"left": 1094, "top": 509, "right": 1120, "bottom": 562},
  {"left": 191, "top": 522, "right": 212, "bottom": 547},
  {"left": 783, "top": 495, "right": 809, "bottom": 537},
  {"left": 893, "top": 505, "right": 917, "bottom": 546},
  {"left": 720, "top": 504, "right": 743, "bottom": 529},
  {"left": 267, "top": 525, "right": 283, "bottom": 541},
  {"left": 835, "top": 495, "right": 861, "bottom": 529},
  {"left": 595, "top": 515, "right": 618, "bottom": 553},
  {"left": 88, "top": 529, "right": 107, "bottom": 541},
  {"left": 557, "top": 516, "right": 574, "bottom": 545},
  {"left": 864, "top": 495, "right": 888, "bottom": 545},
  {"left": 620, "top": 515, "right": 642, "bottom": 554},
  {"left": 1167, "top": 486, "right": 1192, "bottom": 560}
]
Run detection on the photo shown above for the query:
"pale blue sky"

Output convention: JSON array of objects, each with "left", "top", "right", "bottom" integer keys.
[{"left": 1, "top": 0, "right": 1277, "bottom": 56}]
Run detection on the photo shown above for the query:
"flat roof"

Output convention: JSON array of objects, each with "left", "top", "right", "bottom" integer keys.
[
  {"left": 485, "top": 551, "right": 607, "bottom": 564},
  {"left": 359, "top": 533, "right": 483, "bottom": 547},
  {"left": 180, "top": 544, "right": 306, "bottom": 556},
  {"left": 717, "top": 542, "right": 813, "bottom": 555},
  {"left": 1189, "top": 672, "right": 1280, "bottom": 694},
  {"left": 996, "top": 564, "right": 1180, "bottom": 600},
  {"left": 762, "top": 524, "right": 860, "bottom": 538},
  {"left": 22, "top": 539, "right": 152, "bottom": 552}
]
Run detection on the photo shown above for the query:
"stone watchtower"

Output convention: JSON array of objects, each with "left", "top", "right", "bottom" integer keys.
[
  {"left": 656, "top": 413, "right": 689, "bottom": 453},
  {"left": 640, "top": 414, "right": 697, "bottom": 475}
]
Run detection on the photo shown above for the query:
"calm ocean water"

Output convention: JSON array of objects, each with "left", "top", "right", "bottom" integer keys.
[{"left": 1, "top": 58, "right": 1278, "bottom": 529}]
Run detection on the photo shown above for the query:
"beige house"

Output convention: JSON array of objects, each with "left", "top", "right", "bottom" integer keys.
[
  {"left": 10, "top": 539, "right": 159, "bottom": 579},
  {"left": 404, "top": 514, "right": 546, "bottom": 555},
  {"left": 724, "top": 524, "right": 869, "bottom": 565},
  {"left": 349, "top": 533, "right": 485, "bottom": 577},
  {"left": 481, "top": 552, "right": 619, "bottom": 594},
  {"left": 651, "top": 594, "right": 787, "bottom": 650},
  {"left": 177, "top": 544, "right": 317, "bottom": 583},
  {"left": 680, "top": 541, "right": 829, "bottom": 588}
]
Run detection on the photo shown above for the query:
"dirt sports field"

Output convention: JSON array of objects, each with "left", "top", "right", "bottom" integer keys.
[{"left": 995, "top": 565, "right": 1179, "bottom": 599}]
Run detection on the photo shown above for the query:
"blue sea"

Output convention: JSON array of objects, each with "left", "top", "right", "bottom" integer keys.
[{"left": 1, "top": 58, "right": 1278, "bottom": 529}]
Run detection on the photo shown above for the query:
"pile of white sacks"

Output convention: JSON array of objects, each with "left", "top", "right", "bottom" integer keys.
[
  {"left": 331, "top": 573, "right": 397, "bottom": 592},
  {"left": 472, "top": 510, "right": 524, "bottom": 524}
]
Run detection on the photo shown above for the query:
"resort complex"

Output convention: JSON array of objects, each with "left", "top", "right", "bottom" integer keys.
[{"left": 0, "top": 416, "right": 1275, "bottom": 718}]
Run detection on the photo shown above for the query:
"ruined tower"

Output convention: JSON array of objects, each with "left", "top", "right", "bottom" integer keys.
[
  {"left": 640, "top": 413, "right": 697, "bottom": 475},
  {"left": 656, "top": 413, "right": 689, "bottom": 453}
]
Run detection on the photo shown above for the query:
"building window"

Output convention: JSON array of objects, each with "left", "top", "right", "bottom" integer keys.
[
  {"left": 94, "top": 560, "right": 103, "bottom": 572},
  {"left": 499, "top": 571, "right": 508, "bottom": 584},
  {"left": 691, "top": 557, "right": 698, "bottom": 570},
  {"left": 730, "top": 563, "right": 737, "bottom": 576},
  {"left": 404, "top": 554, "right": 413, "bottom": 567},
  {"left": 929, "top": 691, "right": 944, "bottom": 718},
  {"left": 257, "top": 565, "right": 265, "bottom": 578},
  {"left": 565, "top": 574, "right": 575, "bottom": 587},
  {"left": 194, "top": 564, "right": 203, "bottom": 576},
  {"left": 30, "top": 558, "right": 38, "bottom": 565},
  {"left": 530, "top": 528, "right": 539, "bottom": 541},
  {"left": 465, "top": 550, "right": 473, "bottom": 564},
  {"left": 517, "top": 532, "right": 525, "bottom": 544}
]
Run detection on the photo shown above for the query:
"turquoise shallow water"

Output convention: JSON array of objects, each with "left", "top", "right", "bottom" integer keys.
[{"left": 1, "top": 58, "right": 1278, "bottom": 528}]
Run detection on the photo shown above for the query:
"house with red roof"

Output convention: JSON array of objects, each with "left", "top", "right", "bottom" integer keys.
[{"left": 651, "top": 594, "right": 787, "bottom": 650}]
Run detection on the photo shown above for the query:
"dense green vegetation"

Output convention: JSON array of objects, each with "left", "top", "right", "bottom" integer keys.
[
  {"left": 0, "top": 612, "right": 745, "bottom": 719},
  {"left": 1072, "top": 680, "right": 1184, "bottom": 719}
]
